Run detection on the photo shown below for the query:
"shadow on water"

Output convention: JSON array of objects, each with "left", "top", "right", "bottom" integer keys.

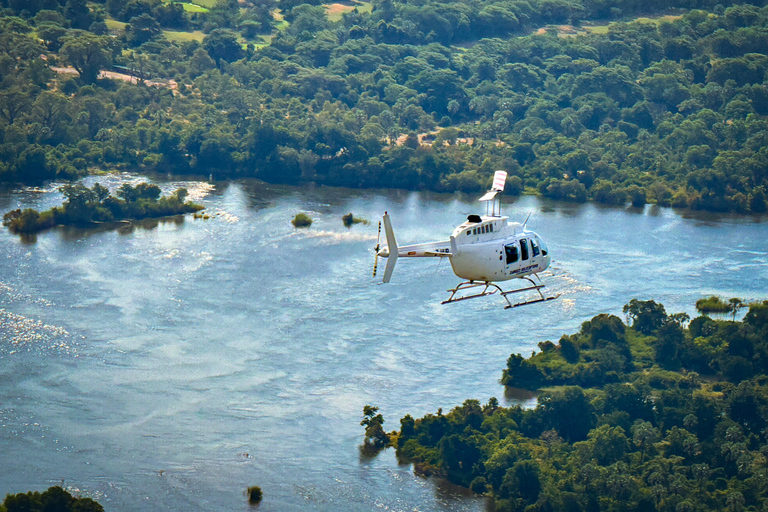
[
  {"left": 16, "top": 232, "right": 37, "bottom": 245},
  {"left": 55, "top": 216, "right": 187, "bottom": 240},
  {"left": 240, "top": 178, "right": 294, "bottom": 211},
  {"left": 504, "top": 387, "right": 538, "bottom": 408},
  {"left": 358, "top": 443, "right": 386, "bottom": 463},
  {"left": 533, "top": 197, "right": 589, "bottom": 217},
  {"left": 358, "top": 446, "right": 494, "bottom": 512},
  {"left": 433, "top": 476, "right": 494, "bottom": 511}
]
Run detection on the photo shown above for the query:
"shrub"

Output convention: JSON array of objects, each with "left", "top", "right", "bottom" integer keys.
[
  {"left": 341, "top": 213, "right": 368, "bottom": 228},
  {"left": 291, "top": 212, "right": 312, "bottom": 228},
  {"left": 695, "top": 296, "right": 731, "bottom": 314},
  {"left": 246, "top": 485, "right": 262, "bottom": 504}
]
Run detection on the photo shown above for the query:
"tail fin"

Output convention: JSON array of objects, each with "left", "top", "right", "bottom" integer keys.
[{"left": 382, "top": 212, "right": 398, "bottom": 283}]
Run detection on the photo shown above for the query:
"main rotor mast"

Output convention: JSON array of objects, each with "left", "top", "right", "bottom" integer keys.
[{"left": 478, "top": 171, "right": 507, "bottom": 217}]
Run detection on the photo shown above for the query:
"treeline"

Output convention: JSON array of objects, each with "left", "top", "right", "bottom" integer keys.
[
  {"left": 2, "top": 0, "right": 768, "bottom": 212},
  {"left": 2, "top": 182, "right": 202, "bottom": 234},
  {"left": 1, "top": 486, "right": 103, "bottom": 512},
  {"left": 502, "top": 298, "right": 766, "bottom": 389},
  {"left": 376, "top": 299, "right": 768, "bottom": 512}
]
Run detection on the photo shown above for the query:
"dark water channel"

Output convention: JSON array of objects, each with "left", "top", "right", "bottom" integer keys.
[{"left": 1, "top": 177, "right": 766, "bottom": 511}]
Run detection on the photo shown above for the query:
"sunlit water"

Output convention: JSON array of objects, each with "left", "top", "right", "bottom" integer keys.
[{"left": 1, "top": 176, "right": 767, "bottom": 511}]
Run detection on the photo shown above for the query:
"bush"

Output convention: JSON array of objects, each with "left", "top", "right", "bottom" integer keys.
[
  {"left": 246, "top": 485, "right": 263, "bottom": 504},
  {"left": 695, "top": 296, "right": 731, "bottom": 314},
  {"left": 341, "top": 213, "right": 368, "bottom": 228},
  {"left": 291, "top": 212, "right": 312, "bottom": 228}
]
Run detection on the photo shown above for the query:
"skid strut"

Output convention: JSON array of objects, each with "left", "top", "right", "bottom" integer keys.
[{"left": 442, "top": 276, "right": 559, "bottom": 309}]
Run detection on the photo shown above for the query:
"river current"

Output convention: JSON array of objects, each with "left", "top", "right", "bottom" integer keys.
[{"left": 1, "top": 177, "right": 767, "bottom": 511}]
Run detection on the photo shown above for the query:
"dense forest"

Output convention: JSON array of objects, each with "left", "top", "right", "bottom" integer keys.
[
  {"left": 1, "top": 486, "right": 103, "bottom": 512},
  {"left": 1, "top": 0, "right": 768, "bottom": 212},
  {"left": 367, "top": 299, "right": 768, "bottom": 512}
]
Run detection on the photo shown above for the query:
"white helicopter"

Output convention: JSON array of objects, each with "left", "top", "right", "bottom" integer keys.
[{"left": 373, "top": 171, "right": 558, "bottom": 309}]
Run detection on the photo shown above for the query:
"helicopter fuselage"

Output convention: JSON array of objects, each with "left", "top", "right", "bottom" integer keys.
[{"left": 386, "top": 214, "right": 551, "bottom": 283}]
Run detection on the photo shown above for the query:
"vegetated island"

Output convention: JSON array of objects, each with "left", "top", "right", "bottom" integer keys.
[
  {"left": 365, "top": 298, "right": 768, "bottom": 512},
  {"left": 1, "top": 486, "right": 104, "bottom": 512},
  {"left": 2, "top": 182, "right": 203, "bottom": 235}
]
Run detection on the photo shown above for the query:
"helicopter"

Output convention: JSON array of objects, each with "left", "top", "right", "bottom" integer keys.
[{"left": 373, "top": 171, "right": 559, "bottom": 309}]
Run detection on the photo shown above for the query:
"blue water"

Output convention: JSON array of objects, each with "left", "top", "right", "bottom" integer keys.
[{"left": 1, "top": 177, "right": 766, "bottom": 510}]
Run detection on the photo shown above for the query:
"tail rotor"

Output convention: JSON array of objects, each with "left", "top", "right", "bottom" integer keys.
[{"left": 372, "top": 220, "right": 381, "bottom": 277}]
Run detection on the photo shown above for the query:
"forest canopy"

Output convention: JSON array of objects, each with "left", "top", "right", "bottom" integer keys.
[{"left": 1, "top": 0, "right": 768, "bottom": 212}]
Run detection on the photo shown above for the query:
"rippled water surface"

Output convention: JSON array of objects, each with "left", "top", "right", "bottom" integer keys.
[{"left": 1, "top": 178, "right": 767, "bottom": 511}]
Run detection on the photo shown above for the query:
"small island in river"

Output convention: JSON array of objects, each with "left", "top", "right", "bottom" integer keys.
[{"left": 2, "top": 182, "right": 204, "bottom": 235}]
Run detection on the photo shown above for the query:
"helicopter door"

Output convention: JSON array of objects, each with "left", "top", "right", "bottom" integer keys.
[{"left": 520, "top": 239, "right": 529, "bottom": 261}]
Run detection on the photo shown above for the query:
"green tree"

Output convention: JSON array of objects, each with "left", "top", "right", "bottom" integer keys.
[
  {"left": 203, "top": 29, "right": 244, "bottom": 65},
  {"left": 60, "top": 31, "right": 113, "bottom": 84},
  {"left": 361, "top": 405, "right": 390, "bottom": 450},
  {"left": 623, "top": 299, "right": 667, "bottom": 335}
]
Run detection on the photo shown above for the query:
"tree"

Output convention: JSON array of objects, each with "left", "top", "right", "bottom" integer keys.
[
  {"left": 61, "top": 183, "right": 98, "bottom": 223},
  {"left": 623, "top": 299, "right": 667, "bottom": 335},
  {"left": 539, "top": 387, "right": 595, "bottom": 442},
  {"left": 728, "top": 298, "right": 744, "bottom": 320},
  {"left": 65, "top": 0, "right": 96, "bottom": 29},
  {"left": 203, "top": 29, "right": 244, "bottom": 65},
  {"left": 60, "top": 31, "right": 113, "bottom": 84},
  {"left": 189, "top": 48, "right": 216, "bottom": 77},
  {"left": 125, "top": 14, "right": 162, "bottom": 47},
  {"left": 361, "top": 405, "right": 390, "bottom": 449},
  {"left": 0, "top": 87, "right": 32, "bottom": 125},
  {"left": 37, "top": 22, "right": 68, "bottom": 51},
  {"left": 631, "top": 420, "right": 660, "bottom": 464}
]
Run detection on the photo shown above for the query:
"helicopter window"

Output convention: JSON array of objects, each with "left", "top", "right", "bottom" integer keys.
[
  {"left": 538, "top": 236, "right": 548, "bottom": 256},
  {"left": 520, "top": 239, "right": 529, "bottom": 260},
  {"left": 505, "top": 244, "right": 519, "bottom": 264},
  {"left": 489, "top": 224, "right": 493, "bottom": 232},
  {"left": 531, "top": 239, "right": 540, "bottom": 257},
  {"left": 466, "top": 230, "right": 471, "bottom": 236}
]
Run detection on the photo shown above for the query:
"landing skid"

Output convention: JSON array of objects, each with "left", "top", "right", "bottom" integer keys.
[{"left": 442, "top": 276, "right": 560, "bottom": 309}]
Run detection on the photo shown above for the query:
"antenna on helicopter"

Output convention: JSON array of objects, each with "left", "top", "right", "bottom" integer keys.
[{"left": 522, "top": 212, "right": 531, "bottom": 231}]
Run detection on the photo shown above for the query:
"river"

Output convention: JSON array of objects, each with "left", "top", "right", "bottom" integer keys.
[{"left": 1, "top": 176, "right": 766, "bottom": 511}]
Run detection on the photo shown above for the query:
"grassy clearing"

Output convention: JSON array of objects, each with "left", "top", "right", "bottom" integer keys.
[
  {"left": 163, "top": 29, "right": 206, "bottom": 42},
  {"left": 570, "top": 14, "right": 684, "bottom": 36},
  {"left": 105, "top": 19, "right": 127, "bottom": 33},
  {"left": 635, "top": 14, "right": 683, "bottom": 23},
  {"left": 582, "top": 24, "right": 610, "bottom": 34},
  {"left": 324, "top": 1, "right": 372, "bottom": 22},
  {"left": 161, "top": 0, "right": 216, "bottom": 10},
  {"left": 178, "top": 3, "right": 209, "bottom": 12}
]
